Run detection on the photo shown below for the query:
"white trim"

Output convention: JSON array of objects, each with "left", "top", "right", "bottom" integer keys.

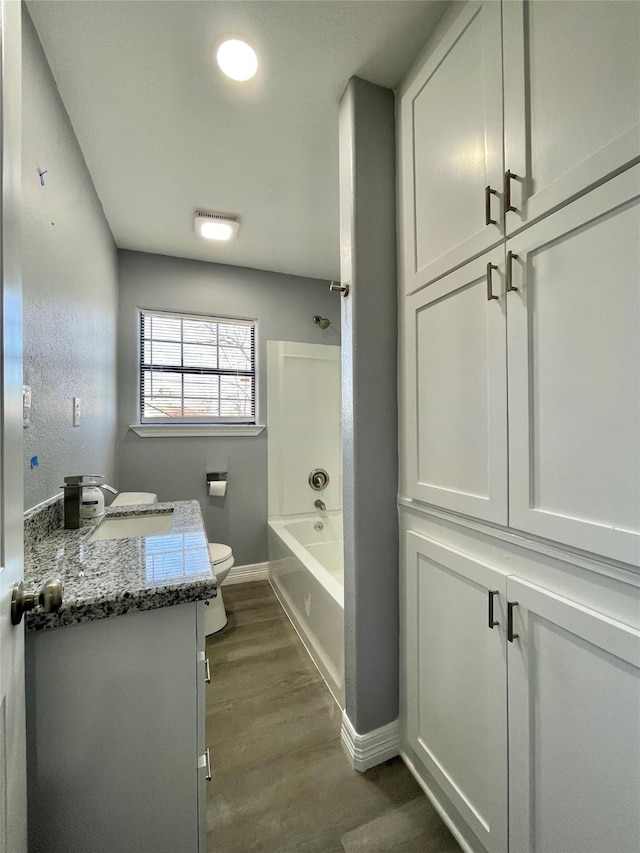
[
  {"left": 340, "top": 712, "right": 400, "bottom": 772},
  {"left": 398, "top": 497, "right": 640, "bottom": 588},
  {"left": 222, "top": 561, "right": 270, "bottom": 585},
  {"left": 400, "top": 750, "right": 480, "bottom": 853},
  {"left": 129, "top": 424, "right": 265, "bottom": 438}
]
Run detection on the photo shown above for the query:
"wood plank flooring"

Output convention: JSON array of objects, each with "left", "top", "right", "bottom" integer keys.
[{"left": 206, "top": 581, "right": 461, "bottom": 853}]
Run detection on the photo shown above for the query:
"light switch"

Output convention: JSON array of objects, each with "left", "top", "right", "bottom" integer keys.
[
  {"left": 23, "top": 385, "right": 31, "bottom": 428},
  {"left": 73, "top": 397, "right": 81, "bottom": 426}
]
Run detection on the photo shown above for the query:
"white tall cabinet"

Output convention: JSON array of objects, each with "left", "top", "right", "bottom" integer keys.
[{"left": 398, "top": 3, "right": 640, "bottom": 852}]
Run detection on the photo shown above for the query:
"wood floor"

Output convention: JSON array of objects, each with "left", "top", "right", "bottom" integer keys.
[{"left": 205, "top": 581, "right": 460, "bottom": 852}]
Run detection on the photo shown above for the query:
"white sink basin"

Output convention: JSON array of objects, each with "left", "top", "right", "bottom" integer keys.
[{"left": 88, "top": 513, "right": 174, "bottom": 542}]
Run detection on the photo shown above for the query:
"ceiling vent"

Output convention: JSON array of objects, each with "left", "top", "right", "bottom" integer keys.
[{"left": 194, "top": 211, "right": 240, "bottom": 241}]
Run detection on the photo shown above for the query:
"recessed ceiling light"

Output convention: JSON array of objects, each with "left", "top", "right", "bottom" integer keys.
[
  {"left": 194, "top": 212, "right": 240, "bottom": 242},
  {"left": 216, "top": 39, "right": 258, "bottom": 82}
]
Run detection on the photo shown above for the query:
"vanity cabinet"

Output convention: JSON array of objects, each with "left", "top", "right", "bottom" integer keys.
[
  {"left": 26, "top": 602, "right": 208, "bottom": 853},
  {"left": 399, "top": 0, "right": 640, "bottom": 294},
  {"left": 403, "top": 529, "right": 640, "bottom": 853}
]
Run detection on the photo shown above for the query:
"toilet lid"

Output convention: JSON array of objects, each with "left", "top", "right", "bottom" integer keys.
[{"left": 208, "top": 543, "right": 232, "bottom": 565}]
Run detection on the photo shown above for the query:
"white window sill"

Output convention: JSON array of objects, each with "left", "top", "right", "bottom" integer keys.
[{"left": 129, "top": 424, "right": 265, "bottom": 438}]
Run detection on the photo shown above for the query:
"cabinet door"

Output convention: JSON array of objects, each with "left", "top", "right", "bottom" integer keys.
[
  {"left": 503, "top": 0, "right": 640, "bottom": 234},
  {"left": 403, "top": 248, "right": 508, "bottom": 523},
  {"left": 506, "top": 165, "right": 640, "bottom": 565},
  {"left": 507, "top": 577, "right": 640, "bottom": 853},
  {"left": 404, "top": 532, "right": 508, "bottom": 853},
  {"left": 399, "top": 0, "right": 503, "bottom": 295},
  {"left": 196, "top": 603, "right": 207, "bottom": 853}
]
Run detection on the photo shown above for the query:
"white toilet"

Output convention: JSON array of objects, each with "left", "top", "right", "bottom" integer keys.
[
  {"left": 111, "top": 492, "right": 234, "bottom": 636},
  {"left": 111, "top": 491, "right": 159, "bottom": 507},
  {"left": 205, "top": 543, "right": 234, "bottom": 634}
]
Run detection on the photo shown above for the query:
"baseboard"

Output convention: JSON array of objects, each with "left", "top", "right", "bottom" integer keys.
[
  {"left": 223, "top": 561, "right": 270, "bottom": 585},
  {"left": 400, "top": 750, "right": 479, "bottom": 853},
  {"left": 340, "top": 712, "right": 400, "bottom": 772}
]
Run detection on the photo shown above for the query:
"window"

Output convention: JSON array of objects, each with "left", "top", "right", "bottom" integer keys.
[{"left": 139, "top": 309, "right": 256, "bottom": 423}]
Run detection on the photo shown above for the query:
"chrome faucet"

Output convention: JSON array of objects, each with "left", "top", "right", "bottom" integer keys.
[
  {"left": 314, "top": 499, "right": 326, "bottom": 511},
  {"left": 61, "top": 475, "right": 118, "bottom": 529}
]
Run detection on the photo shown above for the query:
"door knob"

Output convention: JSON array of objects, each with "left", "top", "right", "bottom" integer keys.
[{"left": 11, "top": 578, "right": 63, "bottom": 625}]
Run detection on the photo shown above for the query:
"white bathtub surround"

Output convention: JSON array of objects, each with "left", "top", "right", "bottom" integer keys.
[
  {"left": 340, "top": 712, "right": 401, "bottom": 772},
  {"left": 268, "top": 513, "right": 344, "bottom": 707},
  {"left": 267, "top": 341, "right": 342, "bottom": 517},
  {"left": 266, "top": 339, "right": 345, "bottom": 706}
]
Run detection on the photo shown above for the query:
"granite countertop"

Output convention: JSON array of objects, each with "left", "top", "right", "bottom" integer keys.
[{"left": 24, "top": 500, "right": 216, "bottom": 631}]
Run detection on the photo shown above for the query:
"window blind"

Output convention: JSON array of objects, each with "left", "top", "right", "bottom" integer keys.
[{"left": 139, "top": 310, "right": 256, "bottom": 423}]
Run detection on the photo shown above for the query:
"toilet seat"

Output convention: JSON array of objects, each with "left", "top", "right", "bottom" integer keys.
[{"left": 208, "top": 543, "right": 232, "bottom": 565}]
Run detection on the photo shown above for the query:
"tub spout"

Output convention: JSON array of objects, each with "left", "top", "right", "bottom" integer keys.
[{"left": 314, "top": 499, "right": 326, "bottom": 511}]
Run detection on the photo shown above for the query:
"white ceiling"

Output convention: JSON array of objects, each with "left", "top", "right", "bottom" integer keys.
[{"left": 27, "top": 0, "right": 447, "bottom": 281}]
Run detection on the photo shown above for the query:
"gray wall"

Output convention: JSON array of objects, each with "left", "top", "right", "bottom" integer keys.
[
  {"left": 340, "top": 78, "right": 399, "bottom": 734},
  {"left": 117, "top": 250, "right": 339, "bottom": 566},
  {"left": 22, "top": 8, "right": 119, "bottom": 510}
]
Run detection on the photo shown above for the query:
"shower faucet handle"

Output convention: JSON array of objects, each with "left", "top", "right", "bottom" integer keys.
[{"left": 309, "top": 469, "right": 330, "bottom": 490}]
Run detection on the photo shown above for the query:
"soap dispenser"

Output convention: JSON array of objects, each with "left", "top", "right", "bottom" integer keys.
[{"left": 81, "top": 478, "right": 105, "bottom": 520}]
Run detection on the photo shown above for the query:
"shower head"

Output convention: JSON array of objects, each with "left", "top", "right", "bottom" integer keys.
[{"left": 313, "top": 315, "right": 331, "bottom": 330}]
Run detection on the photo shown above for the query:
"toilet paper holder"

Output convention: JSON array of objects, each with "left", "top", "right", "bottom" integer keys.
[
  {"left": 206, "top": 472, "right": 228, "bottom": 485},
  {"left": 207, "top": 472, "right": 228, "bottom": 498}
]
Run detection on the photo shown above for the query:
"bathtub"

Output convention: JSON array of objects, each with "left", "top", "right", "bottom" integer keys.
[{"left": 268, "top": 514, "right": 344, "bottom": 707}]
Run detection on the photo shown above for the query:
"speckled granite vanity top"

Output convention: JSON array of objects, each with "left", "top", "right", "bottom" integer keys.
[{"left": 24, "top": 500, "right": 216, "bottom": 631}]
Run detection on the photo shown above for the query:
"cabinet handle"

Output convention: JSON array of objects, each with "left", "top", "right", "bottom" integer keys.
[
  {"left": 204, "top": 657, "right": 211, "bottom": 684},
  {"left": 507, "top": 601, "right": 519, "bottom": 642},
  {"left": 205, "top": 747, "right": 212, "bottom": 782},
  {"left": 485, "top": 185, "right": 498, "bottom": 226},
  {"left": 488, "top": 590, "right": 499, "bottom": 628},
  {"left": 506, "top": 250, "right": 519, "bottom": 292},
  {"left": 486, "top": 262, "right": 499, "bottom": 301},
  {"left": 504, "top": 169, "right": 519, "bottom": 213}
]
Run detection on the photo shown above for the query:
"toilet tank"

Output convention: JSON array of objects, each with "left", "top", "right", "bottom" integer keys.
[{"left": 111, "top": 492, "right": 158, "bottom": 506}]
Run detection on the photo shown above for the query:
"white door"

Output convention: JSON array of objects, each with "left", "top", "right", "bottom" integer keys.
[
  {"left": 404, "top": 532, "right": 508, "bottom": 853},
  {"left": 398, "top": 0, "right": 503, "bottom": 295},
  {"left": 507, "top": 576, "right": 640, "bottom": 853},
  {"left": 506, "top": 164, "right": 640, "bottom": 566},
  {"left": 503, "top": 0, "right": 640, "bottom": 234},
  {"left": 403, "top": 247, "right": 508, "bottom": 524},
  {"left": 0, "top": 1, "right": 26, "bottom": 850}
]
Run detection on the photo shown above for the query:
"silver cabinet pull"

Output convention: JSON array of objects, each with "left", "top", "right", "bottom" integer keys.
[
  {"left": 506, "top": 250, "right": 519, "bottom": 292},
  {"left": 329, "top": 281, "right": 349, "bottom": 297},
  {"left": 485, "top": 185, "right": 498, "bottom": 226},
  {"left": 205, "top": 747, "right": 212, "bottom": 782},
  {"left": 204, "top": 657, "right": 211, "bottom": 684},
  {"left": 11, "top": 578, "right": 63, "bottom": 625},
  {"left": 488, "top": 590, "right": 500, "bottom": 629},
  {"left": 504, "top": 169, "right": 519, "bottom": 213},
  {"left": 508, "top": 601, "right": 519, "bottom": 642},
  {"left": 486, "top": 262, "right": 499, "bottom": 301}
]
